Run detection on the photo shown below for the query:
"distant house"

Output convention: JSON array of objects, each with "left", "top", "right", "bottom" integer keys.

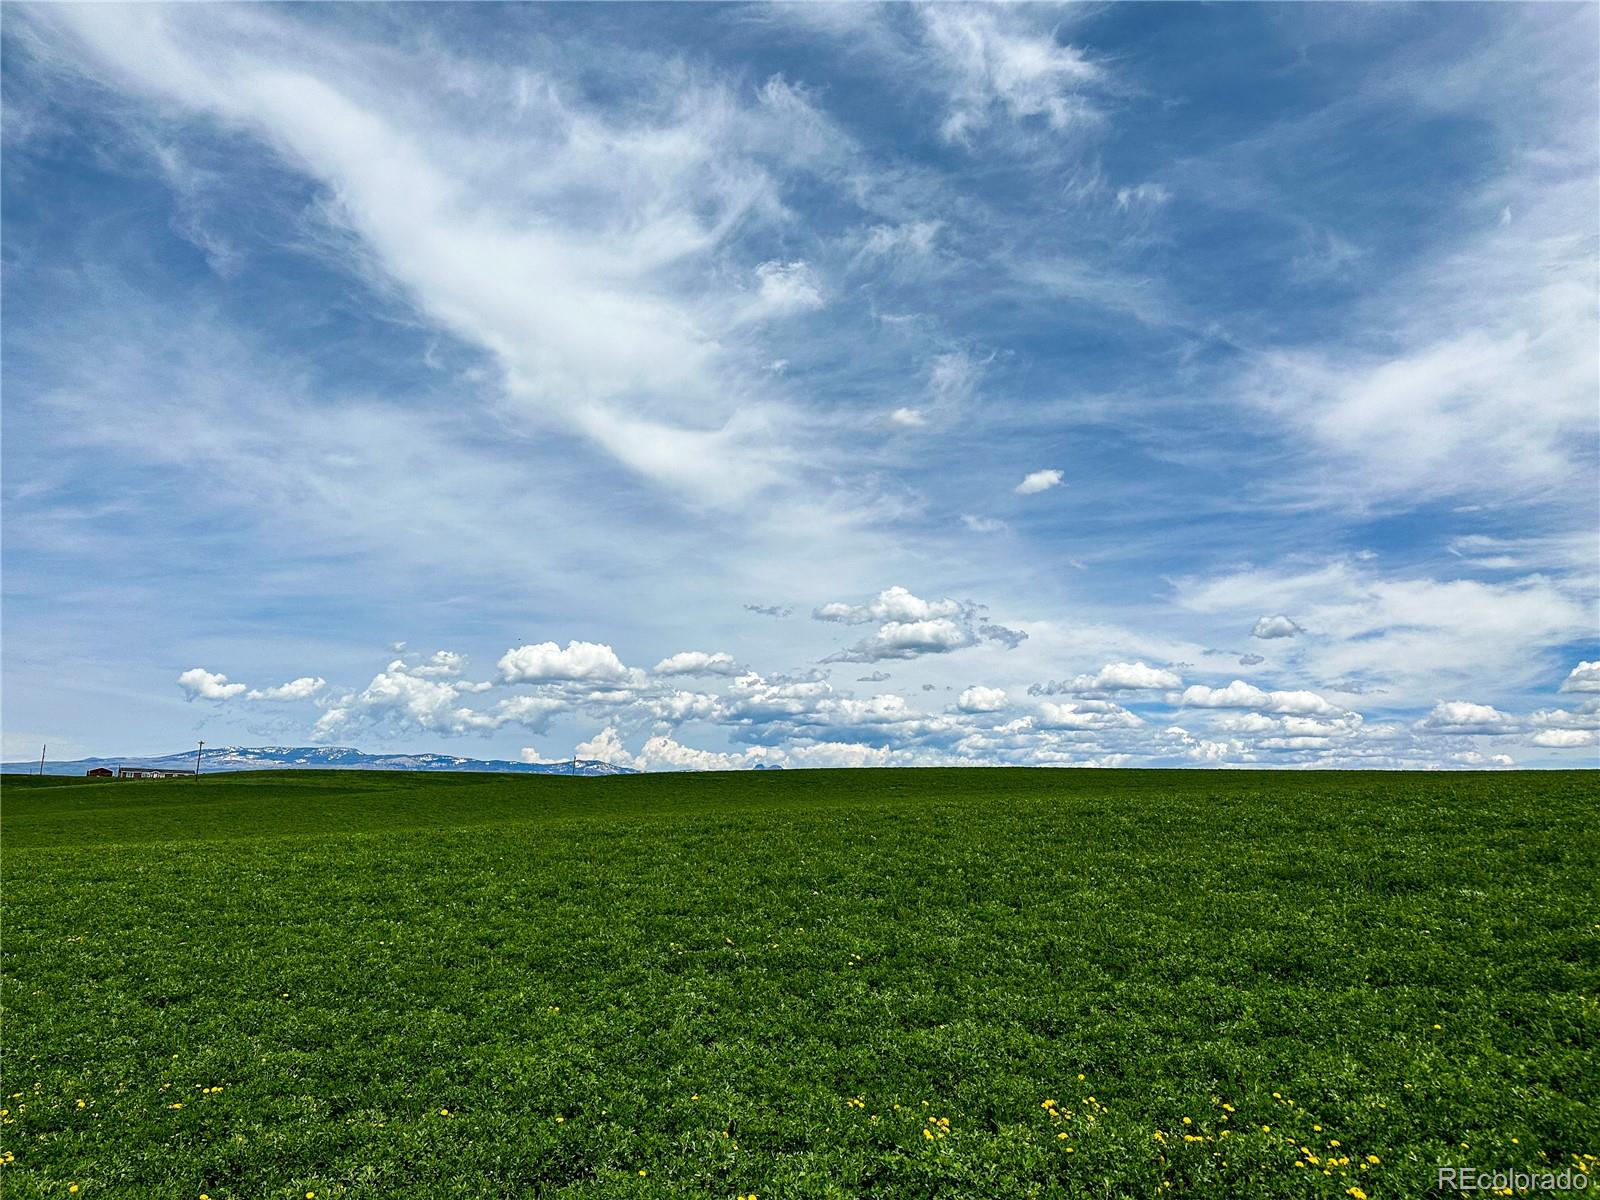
[
  {"left": 116, "top": 767, "right": 195, "bottom": 779},
  {"left": 86, "top": 767, "right": 114, "bottom": 778}
]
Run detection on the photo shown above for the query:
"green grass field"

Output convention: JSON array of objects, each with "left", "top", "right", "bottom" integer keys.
[{"left": 3, "top": 769, "right": 1596, "bottom": 1199}]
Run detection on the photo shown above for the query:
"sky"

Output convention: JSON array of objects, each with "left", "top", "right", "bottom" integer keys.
[{"left": 2, "top": 2, "right": 1597, "bottom": 771}]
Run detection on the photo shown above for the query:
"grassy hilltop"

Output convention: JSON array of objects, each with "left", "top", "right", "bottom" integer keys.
[{"left": 3, "top": 769, "right": 1596, "bottom": 1198}]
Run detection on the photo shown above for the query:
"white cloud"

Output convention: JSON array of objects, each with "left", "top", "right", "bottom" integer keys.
[
  {"left": 645, "top": 690, "right": 722, "bottom": 725},
  {"left": 825, "top": 618, "right": 976, "bottom": 663},
  {"left": 631, "top": 735, "right": 771, "bottom": 772},
  {"left": 178, "top": 667, "right": 247, "bottom": 702},
  {"left": 1014, "top": 469, "right": 1063, "bottom": 495},
  {"left": 919, "top": 6, "right": 1103, "bottom": 144},
  {"left": 751, "top": 260, "right": 824, "bottom": 317},
  {"left": 1173, "top": 559, "right": 1593, "bottom": 706},
  {"left": 31, "top": 5, "right": 860, "bottom": 504},
  {"left": 246, "top": 676, "right": 326, "bottom": 701},
  {"left": 494, "top": 695, "right": 567, "bottom": 732},
  {"left": 860, "top": 219, "right": 941, "bottom": 260},
  {"left": 814, "top": 585, "right": 965, "bottom": 625},
  {"left": 499, "top": 641, "right": 632, "bottom": 684},
  {"left": 889, "top": 407, "right": 927, "bottom": 428},
  {"left": 956, "top": 685, "right": 1009, "bottom": 713},
  {"left": 1251, "top": 614, "right": 1302, "bottom": 640},
  {"left": 1451, "top": 751, "right": 1516, "bottom": 769},
  {"left": 960, "top": 513, "right": 1007, "bottom": 534},
  {"left": 1068, "top": 661, "right": 1182, "bottom": 692},
  {"left": 653, "top": 650, "right": 741, "bottom": 677},
  {"left": 1414, "top": 701, "right": 1520, "bottom": 735},
  {"left": 1560, "top": 661, "right": 1600, "bottom": 692},
  {"left": 1115, "top": 182, "right": 1170, "bottom": 210},
  {"left": 409, "top": 650, "right": 466, "bottom": 678},
  {"left": 1177, "top": 680, "right": 1345, "bottom": 717},
  {"left": 1035, "top": 699, "right": 1143, "bottom": 730},
  {"left": 315, "top": 662, "right": 500, "bottom": 738},
  {"left": 575, "top": 726, "right": 630, "bottom": 765},
  {"left": 1529, "top": 728, "right": 1597, "bottom": 749}
]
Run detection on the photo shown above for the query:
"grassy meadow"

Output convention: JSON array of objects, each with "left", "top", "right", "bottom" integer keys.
[{"left": 2, "top": 768, "right": 1596, "bottom": 1198}]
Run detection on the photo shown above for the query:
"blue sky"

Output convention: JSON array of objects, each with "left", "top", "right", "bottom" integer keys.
[{"left": 3, "top": 2, "right": 1596, "bottom": 770}]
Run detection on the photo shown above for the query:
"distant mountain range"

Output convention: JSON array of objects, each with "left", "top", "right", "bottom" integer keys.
[{"left": 1, "top": 746, "right": 636, "bottom": 777}]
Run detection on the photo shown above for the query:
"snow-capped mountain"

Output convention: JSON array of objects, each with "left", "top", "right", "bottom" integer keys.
[{"left": 1, "top": 746, "right": 636, "bottom": 777}]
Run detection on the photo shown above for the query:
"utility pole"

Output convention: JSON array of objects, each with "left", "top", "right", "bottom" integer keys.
[
  {"left": 196, "top": 740, "right": 205, "bottom": 778},
  {"left": 38, "top": 744, "right": 46, "bottom": 776}
]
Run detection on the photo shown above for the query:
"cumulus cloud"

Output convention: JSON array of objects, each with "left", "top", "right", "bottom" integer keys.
[
  {"left": 177, "top": 667, "right": 247, "bottom": 702},
  {"left": 1560, "top": 661, "right": 1600, "bottom": 692},
  {"left": 408, "top": 650, "right": 467, "bottom": 678},
  {"left": 631, "top": 735, "right": 776, "bottom": 772},
  {"left": 813, "top": 587, "right": 1028, "bottom": 664},
  {"left": 1177, "top": 680, "right": 1345, "bottom": 717},
  {"left": 315, "top": 661, "right": 500, "bottom": 739},
  {"left": 814, "top": 585, "right": 965, "bottom": 625},
  {"left": 1251, "top": 614, "right": 1302, "bottom": 640},
  {"left": 1414, "top": 701, "right": 1520, "bottom": 735},
  {"left": 1529, "top": 728, "right": 1597, "bottom": 748},
  {"left": 1064, "top": 661, "right": 1182, "bottom": 693},
  {"left": 653, "top": 650, "right": 742, "bottom": 677},
  {"left": 824, "top": 618, "right": 976, "bottom": 663},
  {"left": 499, "top": 641, "right": 632, "bottom": 684},
  {"left": 1527, "top": 702, "right": 1600, "bottom": 731},
  {"left": 1014, "top": 468, "right": 1063, "bottom": 495},
  {"left": 644, "top": 690, "right": 721, "bottom": 726},
  {"left": 956, "top": 685, "right": 1009, "bottom": 713},
  {"left": 575, "top": 726, "right": 630, "bottom": 765},
  {"left": 246, "top": 676, "right": 326, "bottom": 702},
  {"left": 889, "top": 407, "right": 927, "bottom": 427},
  {"left": 494, "top": 695, "right": 567, "bottom": 733},
  {"left": 1035, "top": 699, "right": 1143, "bottom": 730}
]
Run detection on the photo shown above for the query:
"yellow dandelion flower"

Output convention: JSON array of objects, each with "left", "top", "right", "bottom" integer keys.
[
  {"left": 1182, "top": 1117, "right": 1192, "bottom": 1126},
  {"left": 1058, "top": 1132, "right": 1068, "bottom": 1140},
  {"left": 1262, "top": 1125, "right": 1271, "bottom": 1133},
  {"left": 638, "top": 1170, "right": 647, "bottom": 1177},
  {"left": 1076, "top": 1073, "right": 1085, "bottom": 1081},
  {"left": 1348, "top": 1189, "right": 1367, "bottom": 1200},
  {"left": 69, "top": 1188, "right": 79, "bottom": 1196}
]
